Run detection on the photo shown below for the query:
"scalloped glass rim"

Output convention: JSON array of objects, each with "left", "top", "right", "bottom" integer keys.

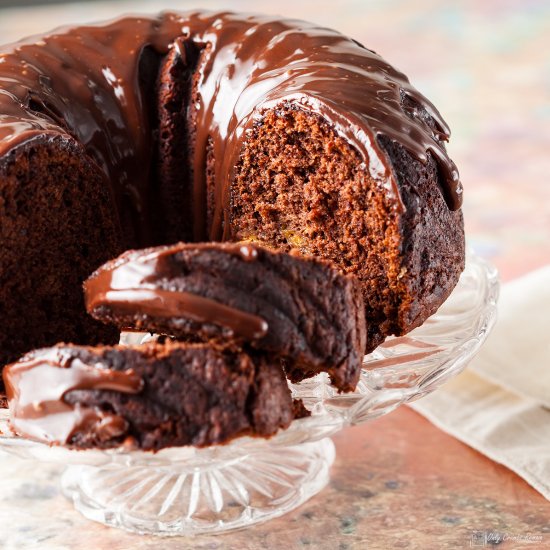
[{"left": 0, "top": 250, "right": 499, "bottom": 463}]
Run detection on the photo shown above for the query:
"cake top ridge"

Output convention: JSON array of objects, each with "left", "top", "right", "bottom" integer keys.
[{"left": 0, "top": 10, "right": 462, "bottom": 244}]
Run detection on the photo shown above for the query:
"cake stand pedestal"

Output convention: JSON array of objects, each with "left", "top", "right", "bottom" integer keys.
[{"left": 59, "top": 438, "right": 335, "bottom": 535}]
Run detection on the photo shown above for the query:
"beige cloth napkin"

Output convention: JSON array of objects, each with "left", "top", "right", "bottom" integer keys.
[{"left": 410, "top": 265, "right": 550, "bottom": 500}]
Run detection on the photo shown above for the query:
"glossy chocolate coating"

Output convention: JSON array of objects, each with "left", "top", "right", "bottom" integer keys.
[
  {"left": 0, "top": 10, "right": 462, "bottom": 247},
  {"left": 84, "top": 243, "right": 269, "bottom": 340},
  {"left": 3, "top": 348, "right": 143, "bottom": 444}
]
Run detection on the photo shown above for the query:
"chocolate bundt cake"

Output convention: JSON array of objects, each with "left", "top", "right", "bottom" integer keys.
[
  {"left": 84, "top": 242, "right": 367, "bottom": 392},
  {"left": 0, "top": 11, "right": 465, "bottom": 378},
  {"left": 3, "top": 342, "right": 297, "bottom": 450}
]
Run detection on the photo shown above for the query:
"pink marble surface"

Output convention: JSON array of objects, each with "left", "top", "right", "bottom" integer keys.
[{"left": 0, "top": 1, "right": 548, "bottom": 548}]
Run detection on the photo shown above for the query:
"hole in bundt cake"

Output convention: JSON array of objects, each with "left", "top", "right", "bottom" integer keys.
[{"left": 153, "top": 36, "right": 204, "bottom": 245}]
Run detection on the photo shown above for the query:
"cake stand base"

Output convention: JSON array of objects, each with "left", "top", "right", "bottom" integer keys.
[{"left": 60, "top": 437, "right": 335, "bottom": 536}]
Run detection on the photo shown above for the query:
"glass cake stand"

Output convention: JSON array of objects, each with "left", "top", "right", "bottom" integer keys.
[{"left": 0, "top": 252, "right": 499, "bottom": 536}]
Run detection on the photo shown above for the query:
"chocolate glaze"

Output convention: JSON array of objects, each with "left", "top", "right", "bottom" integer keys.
[
  {"left": 0, "top": 10, "right": 461, "bottom": 247},
  {"left": 84, "top": 242, "right": 269, "bottom": 340},
  {"left": 3, "top": 347, "right": 143, "bottom": 444}
]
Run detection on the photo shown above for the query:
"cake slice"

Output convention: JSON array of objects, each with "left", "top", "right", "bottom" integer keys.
[
  {"left": 84, "top": 242, "right": 367, "bottom": 392},
  {"left": 3, "top": 342, "right": 296, "bottom": 450}
]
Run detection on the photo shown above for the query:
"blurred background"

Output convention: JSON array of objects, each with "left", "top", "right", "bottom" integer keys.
[{"left": 0, "top": 0, "right": 548, "bottom": 281}]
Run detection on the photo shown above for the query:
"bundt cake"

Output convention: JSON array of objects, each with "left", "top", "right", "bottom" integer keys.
[
  {"left": 84, "top": 242, "right": 367, "bottom": 392},
  {"left": 0, "top": 11, "right": 465, "bottom": 385},
  {"left": 3, "top": 342, "right": 298, "bottom": 449}
]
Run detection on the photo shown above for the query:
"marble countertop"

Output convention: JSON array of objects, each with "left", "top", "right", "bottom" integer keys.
[{"left": 0, "top": 1, "right": 549, "bottom": 548}]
